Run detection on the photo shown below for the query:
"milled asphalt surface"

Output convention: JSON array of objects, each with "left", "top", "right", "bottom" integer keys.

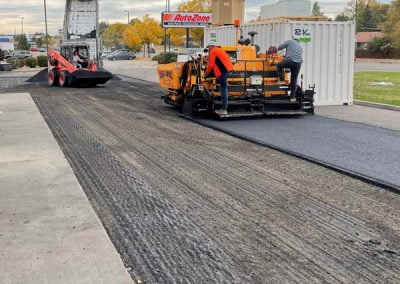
[
  {"left": 0, "top": 92, "right": 131, "bottom": 283},
  {"left": 195, "top": 115, "right": 400, "bottom": 189},
  {"left": 1, "top": 77, "right": 400, "bottom": 282}
]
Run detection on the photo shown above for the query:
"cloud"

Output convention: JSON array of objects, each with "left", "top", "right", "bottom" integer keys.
[{"left": 0, "top": 0, "right": 393, "bottom": 35}]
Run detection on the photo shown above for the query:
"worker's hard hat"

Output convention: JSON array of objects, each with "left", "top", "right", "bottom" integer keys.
[
  {"left": 207, "top": 41, "right": 217, "bottom": 47},
  {"left": 292, "top": 34, "right": 300, "bottom": 41}
]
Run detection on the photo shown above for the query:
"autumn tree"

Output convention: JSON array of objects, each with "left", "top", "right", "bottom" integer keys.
[
  {"left": 178, "top": 0, "right": 211, "bottom": 44},
  {"left": 122, "top": 25, "right": 142, "bottom": 51},
  {"left": 134, "top": 15, "right": 163, "bottom": 56},
  {"left": 102, "top": 23, "right": 127, "bottom": 49},
  {"left": 168, "top": 28, "right": 186, "bottom": 46},
  {"left": 382, "top": 0, "right": 400, "bottom": 49}
]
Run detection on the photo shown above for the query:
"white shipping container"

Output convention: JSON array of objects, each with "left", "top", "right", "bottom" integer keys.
[
  {"left": 205, "top": 20, "right": 355, "bottom": 105},
  {"left": 63, "top": 0, "right": 99, "bottom": 59}
]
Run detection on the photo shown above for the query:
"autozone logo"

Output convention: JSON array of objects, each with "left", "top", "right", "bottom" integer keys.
[{"left": 163, "top": 13, "right": 211, "bottom": 23}]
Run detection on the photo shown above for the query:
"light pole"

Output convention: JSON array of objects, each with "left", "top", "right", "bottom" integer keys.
[
  {"left": 21, "top": 17, "right": 24, "bottom": 35},
  {"left": 124, "top": 10, "right": 130, "bottom": 25},
  {"left": 44, "top": 0, "right": 49, "bottom": 52},
  {"left": 106, "top": 12, "right": 118, "bottom": 25}
]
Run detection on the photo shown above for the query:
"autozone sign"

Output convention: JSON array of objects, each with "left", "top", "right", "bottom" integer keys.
[{"left": 162, "top": 12, "right": 212, "bottom": 28}]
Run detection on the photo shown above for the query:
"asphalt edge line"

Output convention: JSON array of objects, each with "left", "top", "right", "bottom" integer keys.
[{"left": 180, "top": 114, "right": 400, "bottom": 195}]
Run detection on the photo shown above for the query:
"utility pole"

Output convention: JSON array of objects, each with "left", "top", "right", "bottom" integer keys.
[
  {"left": 124, "top": 10, "right": 130, "bottom": 24},
  {"left": 44, "top": 0, "right": 49, "bottom": 52},
  {"left": 21, "top": 17, "right": 24, "bottom": 35}
]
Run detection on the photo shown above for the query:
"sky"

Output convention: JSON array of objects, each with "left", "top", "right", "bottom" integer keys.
[{"left": 0, "top": 0, "right": 390, "bottom": 35}]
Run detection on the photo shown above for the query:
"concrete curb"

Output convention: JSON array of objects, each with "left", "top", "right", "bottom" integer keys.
[{"left": 354, "top": 100, "right": 400, "bottom": 112}]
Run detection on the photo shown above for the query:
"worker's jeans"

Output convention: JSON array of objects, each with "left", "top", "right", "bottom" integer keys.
[
  {"left": 219, "top": 72, "right": 229, "bottom": 110},
  {"left": 277, "top": 60, "right": 302, "bottom": 98}
]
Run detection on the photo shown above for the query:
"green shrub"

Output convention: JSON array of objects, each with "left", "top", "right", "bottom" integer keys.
[
  {"left": 37, "top": 55, "right": 48, "bottom": 67},
  {"left": 153, "top": 52, "right": 178, "bottom": 64},
  {"left": 25, "top": 57, "right": 37, "bottom": 68},
  {"left": 17, "top": 59, "right": 26, "bottom": 68},
  {"left": 6, "top": 58, "right": 19, "bottom": 69}
]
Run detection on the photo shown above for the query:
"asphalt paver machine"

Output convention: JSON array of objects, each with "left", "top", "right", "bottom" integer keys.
[{"left": 157, "top": 32, "right": 315, "bottom": 118}]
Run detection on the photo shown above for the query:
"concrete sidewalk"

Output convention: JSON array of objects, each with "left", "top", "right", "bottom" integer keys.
[
  {"left": 0, "top": 93, "right": 132, "bottom": 283},
  {"left": 316, "top": 104, "right": 400, "bottom": 132}
]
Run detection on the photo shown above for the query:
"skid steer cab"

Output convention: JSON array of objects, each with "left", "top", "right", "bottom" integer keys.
[
  {"left": 47, "top": 44, "right": 112, "bottom": 87},
  {"left": 157, "top": 39, "right": 315, "bottom": 119}
]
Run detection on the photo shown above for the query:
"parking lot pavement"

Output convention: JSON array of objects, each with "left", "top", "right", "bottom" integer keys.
[
  {"left": 0, "top": 92, "right": 132, "bottom": 283},
  {"left": 103, "top": 59, "right": 158, "bottom": 82},
  {"left": 355, "top": 59, "right": 400, "bottom": 72}
]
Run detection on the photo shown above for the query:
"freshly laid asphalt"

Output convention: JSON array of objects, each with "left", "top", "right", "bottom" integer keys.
[{"left": 195, "top": 115, "right": 400, "bottom": 190}]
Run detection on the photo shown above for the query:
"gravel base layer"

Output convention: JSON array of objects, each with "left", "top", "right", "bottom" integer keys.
[{"left": 2, "top": 80, "right": 400, "bottom": 283}]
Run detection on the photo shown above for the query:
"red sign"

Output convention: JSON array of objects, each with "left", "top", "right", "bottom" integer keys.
[{"left": 162, "top": 12, "right": 212, "bottom": 28}]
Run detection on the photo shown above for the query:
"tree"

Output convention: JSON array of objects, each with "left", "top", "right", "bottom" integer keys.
[
  {"left": 363, "top": 5, "right": 376, "bottom": 30},
  {"left": 122, "top": 25, "right": 142, "bottom": 51},
  {"left": 102, "top": 23, "right": 127, "bottom": 49},
  {"left": 15, "top": 34, "right": 29, "bottom": 50},
  {"left": 177, "top": 0, "right": 211, "bottom": 45},
  {"left": 99, "top": 21, "right": 110, "bottom": 35},
  {"left": 311, "top": 2, "right": 324, "bottom": 17},
  {"left": 33, "top": 32, "right": 45, "bottom": 48},
  {"left": 135, "top": 15, "right": 163, "bottom": 56},
  {"left": 168, "top": 28, "right": 186, "bottom": 46},
  {"left": 335, "top": 12, "right": 352, "bottom": 21},
  {"left": 337, "top": 0, "right": 389, "bottom": 32},
  {"left": 382, "top": 0, "right": 400, "bottom": 49}
]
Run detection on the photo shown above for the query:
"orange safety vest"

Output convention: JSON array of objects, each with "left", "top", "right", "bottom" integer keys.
[{"left": 205, "top": 47, "right": 234, "bottom": 78}]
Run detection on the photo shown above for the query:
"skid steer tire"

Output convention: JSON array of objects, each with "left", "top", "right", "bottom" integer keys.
[
  {"left": 48, "top": 70, "right": 58, "bottom": 86},
  {"left": 58, "top": 71, "right": 69, "bottom": 87}
]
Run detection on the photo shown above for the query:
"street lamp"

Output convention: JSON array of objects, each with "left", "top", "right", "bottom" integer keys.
[
  {"left": 44, "top": 0, "right": 49, "bottom": 52},
  {"left": 124, "top": 10, "right": 130, "bottom": 24},
  {"left": 21, "top": 17, "right": 24, "bottom": 35}
]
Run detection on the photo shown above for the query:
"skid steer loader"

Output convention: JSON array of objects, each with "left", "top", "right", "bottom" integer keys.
[
  {"left": 157, "top": 33, "right": 315, "bottom": 119},
  {"left": 47, "top": 44, "right": 112, "bottom": 87}
]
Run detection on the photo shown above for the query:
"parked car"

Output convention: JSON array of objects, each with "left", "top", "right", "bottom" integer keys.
[
  {"left": 29, "top": 47, "right": 39, "bottom": 52},
  {"left": 108, "top": 50, "right": 136, "bottom": 60},
  {"left": 2, "top": 50, "right": 12, "bottom": 59},
  {"left": 13, "top": 50, "right": 31, "bottom": 59},
  {"left": 100, "top": 51, "right": 113, "bottom": 59}
]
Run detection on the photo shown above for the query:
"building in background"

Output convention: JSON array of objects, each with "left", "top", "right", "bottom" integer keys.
[
  {"left": 0, "top": 35, "right": 15, "bottom": 51},
  {"left": 260, "top": 0, "right": 311, "bottom": 19},
  {"left": 356, "top": 32, "right": 383, "bottom": 49},
  {"left": 212, "top": 0, "right": 245, "bottom": 25}
]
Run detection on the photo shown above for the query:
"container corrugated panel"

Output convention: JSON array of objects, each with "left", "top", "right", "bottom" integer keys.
[
  {"left": 63, "top": 0, "right": 99, "bottom": 59},
  {"left": 205, "top": 20, "right": 355, "bottom": 105}
]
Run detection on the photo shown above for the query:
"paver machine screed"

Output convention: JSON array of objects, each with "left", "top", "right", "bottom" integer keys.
[
  {"left": 157, "top": 31, "right": 315, "bottom": 118},
  {"left": 47, "top": 44, "right": 112, "bottom": 87}
]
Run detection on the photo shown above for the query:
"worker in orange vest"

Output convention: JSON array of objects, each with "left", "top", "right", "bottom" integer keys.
[{"left": 204, "top": 42, "right": 234, "bottom": 115}]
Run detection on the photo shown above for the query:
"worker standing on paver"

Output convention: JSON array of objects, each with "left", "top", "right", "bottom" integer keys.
[
  {"left": 277, "top": 35, "right": 303, "bottom": 101},
  {"left": 204, "top": 42, "right": 234, "bottom": 115}
]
